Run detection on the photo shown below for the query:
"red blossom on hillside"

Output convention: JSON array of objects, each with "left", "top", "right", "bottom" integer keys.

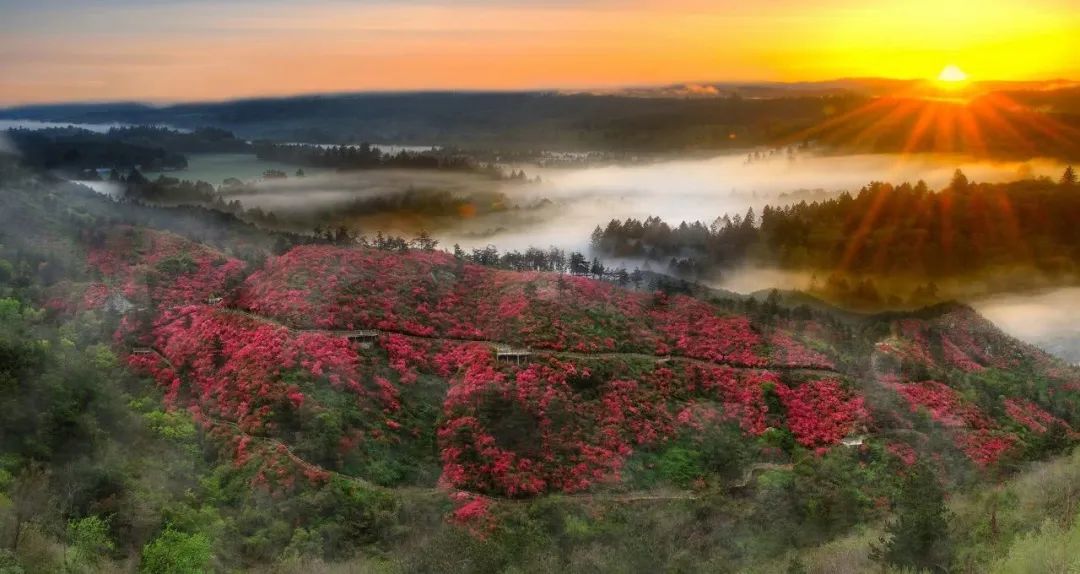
[
  {"left": 777, "top": 379, "right": 867, "bottom": 449},
  {"left": 886, "top": 442, "right": 917, "bottom": 466},
  {"left": 955, "top": 430, "right": 1017, "bottom": 467},
  {"left": 769, "top": 330, "right": 836, "bottom": 369},
  {"left": 1004, "top": 398, "right": 1069, "bottom": 434},
  {"left": 894, "top": 381, "right": 991, "bottom": 429}
]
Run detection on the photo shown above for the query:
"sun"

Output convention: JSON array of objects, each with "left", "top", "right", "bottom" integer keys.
[{"left": 937, "top": 65, "right": 968, "bottom": 84}]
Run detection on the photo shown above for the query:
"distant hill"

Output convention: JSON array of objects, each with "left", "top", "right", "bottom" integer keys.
[{"left": 3, "top": 79, "right": 1077, "bottom": 159}]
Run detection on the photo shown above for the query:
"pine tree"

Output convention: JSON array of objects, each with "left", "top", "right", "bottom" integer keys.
[
  {"left": 949, "top": 168, "right": 969, "bottom": 191},
  {"left": 871, "top": 462, "right": 952, "bottom": 571},
  {"left": 1061, "top": 166, "right": 1077, "bottom": 186}
]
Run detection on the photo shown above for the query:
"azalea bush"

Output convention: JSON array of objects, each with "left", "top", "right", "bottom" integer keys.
[{"left": 776, "top": 379, "right": 867, "bottom": 451}]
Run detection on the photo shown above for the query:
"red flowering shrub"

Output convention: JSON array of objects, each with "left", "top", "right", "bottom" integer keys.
[
  {"left": 649, "top": 297, "right": 765, "bottom": 366},
  {"left": 886, "top": 442, "right": 917, "bottom": 466},
  {"left": 942, "top": 337, "right": 985, "bottom": 372},
  {"left": 381, "top": 334, "right": 431, "bottom": 385},
  {"left": 684, "top": 365, "right": 773, "bottom": 434},
  {"left": 776, "top": 379, "right": 867, "bottom": 449},
  {"left": 894, "top": 381, "right": 991, "bottom": 429},
  {"left": 954, "top": 430, "right": 1017, "bottom": 467},
  {"left": 891, "top": 380, "right": 1024, "bottom": 467},
  {"left": 448, "top": 491, "right": 496, "bottom": 536},
  {"left": 896, "top": 320, "right": 937, "bottom": 367},
  {"left": 1004, "top": 398, "right": 1069, "bottom": 434},
  {"left": 439, "top": 356, "right": 633, "bottom": 496},
  {"left": 80, "top": 283, "right": 111, "bottom": 309},
  {"left": 768, "top": 330, "right": 836, "bottom": 369}
]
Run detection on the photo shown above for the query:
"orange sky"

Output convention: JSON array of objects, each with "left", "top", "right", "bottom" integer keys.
[{"left": 1, "top": 0, "right": 1077, "bottom": 104}]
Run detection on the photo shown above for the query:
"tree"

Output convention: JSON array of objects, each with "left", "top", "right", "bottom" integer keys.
[
  {"left": 66, "top": 515, "right": 114, "bottom": 569},
  {"left": 568, "top": 252, "right": 588, "bottom": 275},
  {"left": 949, "top": 168, "right": 969, "bottom": 191},
  {"left": 140, "top": 528, "right": 212, "bottom": 574},
  {"left": 7, "top": 465, "right": 51, "bottom": 551},
  {"left": 411, "top": 231, "right": 439, "bottom": 251},
  {"left": 589, "top": 257, "right": 605, "bottom": 279},
  {"left": 872, "top": 462, "right": 952, "bottom": 572},
  {"left": 1061, "top": 166, "right": 1077, "bottom": 187},
  {"left": 590, "top": 226, "right": 604, "bottom": 249}
]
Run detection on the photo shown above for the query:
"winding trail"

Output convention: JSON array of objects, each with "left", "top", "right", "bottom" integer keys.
[{"left": 216, "top": 306, "right": 845, "bottom": 378}]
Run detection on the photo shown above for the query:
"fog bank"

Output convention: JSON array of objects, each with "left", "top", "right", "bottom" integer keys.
[{"left": 971, "top": 288, "right": 1080, "bottom": 364}]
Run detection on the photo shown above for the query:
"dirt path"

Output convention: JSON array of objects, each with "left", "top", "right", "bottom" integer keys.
[{"left": 216, "top": 306, "right": 843, "bottom": 378}]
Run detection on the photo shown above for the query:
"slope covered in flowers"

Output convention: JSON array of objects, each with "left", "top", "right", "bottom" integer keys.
[
  {"left": 80, "top": 230, "right": 1080, "bottom": 502},
  {"left": 238, "top": 245, "right": 777, "bottom": 363},
  {"left": 872, "top": 307, "right": 1080, "bottom": 467}
]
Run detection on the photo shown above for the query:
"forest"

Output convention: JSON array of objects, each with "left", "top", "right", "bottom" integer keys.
[
  {"left": 591, "top": 167, "right": 1080, "bottom": 304},
  {"left": 253, "top": 143, "right": 528, "bottom": 179},
  {"left": 3, "top": 127, "right": 255, "bottom": 175}
]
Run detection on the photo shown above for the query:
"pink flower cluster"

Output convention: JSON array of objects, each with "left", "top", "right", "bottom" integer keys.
[
  {"left": 649, "top": 297, "right": 766, "bottom": 366},
  {"left": 768, "top": 330, "right": 836, "bottom": 369},
  {"left": 1004, "top": 398, "right": 1069, "bottom": 434},
  {"left": 776, "top": 379, "right": 867, "bottom": 450},
  {"left": 894, "top": 381, "right": 990, "bottom": 429},
  {"left": 886, "top": 442, "right": 917, "bottom": 466},
  {"left": 954, "top": 430, "right": 1017, "bottom": 467},
  {"left": 893, "top": 381, "right": 1019, "bottom": 466},
  {"left": 448, "top": 491, "right": 496, "bottom": 536}
]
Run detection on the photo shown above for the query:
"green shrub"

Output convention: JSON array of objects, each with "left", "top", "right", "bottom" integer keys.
[{"left": 140, "top": 527, "right": 212, "bottom": 574}]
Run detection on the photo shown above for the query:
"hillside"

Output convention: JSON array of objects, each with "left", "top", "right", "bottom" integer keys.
[
  {"left": 79, "top": 228, "right": 1078, "bottom": 494},
  {"left": 3, "top": 163, "right": 1080, "bottom": 571}
]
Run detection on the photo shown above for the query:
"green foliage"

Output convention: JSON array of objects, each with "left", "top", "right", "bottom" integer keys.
[
  {"left": 155, "top": 254, "right": 198, "bottom": 278},
  {"left": 0, "top": 261, "right": 13, "bottom": 284},
  {"left": 66, "top": 515, "right": 114, "bottom": 568},
  {"left": 140, "top": 527, "right": 212, "bottom": 574},
  {"left": 0, "top": 550, "right": 24, "bottom": 574},
  {"left": 989, "top": 519, "right": 1080, "bottom": 573},
  {"left": 872, "top": 462, "right": 952, "bottom": 571},
  {"left": 657, "top": 446, "right": 703, "bottom": 487}
]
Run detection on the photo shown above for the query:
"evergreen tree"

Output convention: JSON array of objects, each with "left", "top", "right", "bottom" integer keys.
[
  {"left": 949, "top": 168, "right": 969, "bottom": 191},
  {"left": 589, "top": 257, "right": 605, "bottom": 278},
  {"left": 568, "top": 252, "right": 588, "bottom": 275},
  {"left": 1061, "top": 165, "right": 1077, "bottom": 186},
  {"left": 872, "top": 462, "right": 952, "bottom": 572}
]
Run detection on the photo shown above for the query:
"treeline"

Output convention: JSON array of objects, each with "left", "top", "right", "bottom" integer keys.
[
  {"left": 114, "top": 170, "right": 540, "bottom": 231},
  {"left": 592, "top": 168, "right": 1080, "bottom": 281},
  {"left": 302, "top": 225, "right": 658, "bottom": 290},
  {"left": 4, "top": 126, "right": 252, "bottom": 174},
  {"left": 254, "top": 143, "right": 535, "bottom": 180},
  {"left": 6, "top": 128, "right": 187, "bottom": 173},
  {"left": 105, "top": 125, "right": 250, "bottom": 153}
]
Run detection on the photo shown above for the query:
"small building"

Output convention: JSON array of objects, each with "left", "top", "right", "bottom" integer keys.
[
  {"left": 495, "top": 344, "right": 532, "bottom": 364},
  {"left": 104, "top": 293, "right": 135, "bottom": 314},
  {"left": 131, "top": 347, "right": 154, "bottom": 355},
  {"left": 345, "top": 329, "right": 380, "bottom": 348},
  {"left": 206, "top": 296, "right": 224, "bottom": 306},
  {"left": 841, "top": 435, "right": 867, "bottom": 447}
]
